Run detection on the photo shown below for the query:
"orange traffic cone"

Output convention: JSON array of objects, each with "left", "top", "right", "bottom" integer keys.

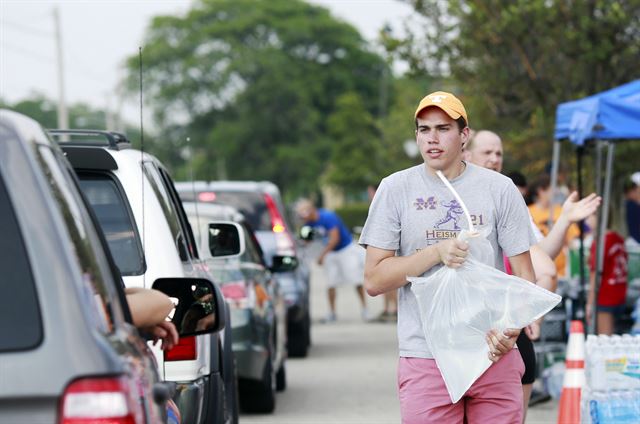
[{"left": 557, "top": 320, "right": 586, "bottom": 424}]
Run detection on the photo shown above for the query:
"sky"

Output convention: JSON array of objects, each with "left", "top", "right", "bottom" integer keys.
[{"left": 0, "top": 0, "right": 414, "bottom": 124}]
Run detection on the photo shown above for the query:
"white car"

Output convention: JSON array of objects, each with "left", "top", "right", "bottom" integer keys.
[{"left": 53, "top": 130, "right": 239, "bottom": 424}]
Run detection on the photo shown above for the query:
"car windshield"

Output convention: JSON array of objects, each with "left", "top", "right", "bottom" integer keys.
[
  {"left": 197, "top": 191, "right": 271, "bottom": 232},
  {"left": 78, "top": 174, "right": 145, "bottom": 276}
]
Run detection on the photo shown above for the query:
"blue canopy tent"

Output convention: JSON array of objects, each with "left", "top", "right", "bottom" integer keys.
[{"left": 551, "top": 79, "right": 640, "bottom": 334}]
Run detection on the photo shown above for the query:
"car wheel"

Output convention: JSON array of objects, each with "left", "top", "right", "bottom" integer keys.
[
  {"left": 287, "top": 333, "right": 308, "bottom": 357},
  {"left": 287, "top": 312, "right": 310, "bottom": 358},
  {"left": 239, "top": 355, "right": 276, "bottom": 413},
  {"left": 276, "top": 363, "right": 286, "bottom": 391}
]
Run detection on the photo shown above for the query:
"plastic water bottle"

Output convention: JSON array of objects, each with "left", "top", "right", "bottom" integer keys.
[
  {"left": 632, "top": 298, "right": 640, "bottom": 336},
  {"left": 587, "top": 389, "right": 640, "bottom": 423}
]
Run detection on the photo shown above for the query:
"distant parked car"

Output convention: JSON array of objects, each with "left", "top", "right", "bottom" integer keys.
[
  {"left": 176, "top": 181, "right": 311, "bottom": 357},
  {"left": 183, "top": 202, "right": 290, "bottom": 413},
  {"left": 50, "top": 130, "right": 238, "bottom": 424},
  {"left": 0, "top": 110, "right": 219, "bottom": 423}
]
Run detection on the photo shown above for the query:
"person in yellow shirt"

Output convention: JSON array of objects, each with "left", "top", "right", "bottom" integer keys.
[{"left": 528, "top": 174, "right": 581, "bottom": 277}]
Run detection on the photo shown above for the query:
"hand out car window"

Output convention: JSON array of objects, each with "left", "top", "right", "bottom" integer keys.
[{"left": 0, "top": 174, "right": 42, "bottom": 352}]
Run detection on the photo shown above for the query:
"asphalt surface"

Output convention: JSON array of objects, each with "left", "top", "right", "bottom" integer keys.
[{"left": 240, "top": 249, "right": 560, "bottom": 423}]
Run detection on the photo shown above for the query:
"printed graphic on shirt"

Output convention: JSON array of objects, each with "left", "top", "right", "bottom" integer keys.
[
  {"left": 414, "top": 197, "right": 438, "bottom": 210},
  {"left": 413, "top": 196, "right": 487, "bottom": 246},
  {"left": 608, "top": 243, "right": 628, "bottom": 285}
]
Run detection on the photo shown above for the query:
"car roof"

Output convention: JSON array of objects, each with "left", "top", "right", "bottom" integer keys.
[
  {"left": 0, "top": 109, "right": 55, "bottom": 149},
  {"left": 182, "top": 201, "right": 244, "bottom": 222},
  {"left": 175, "top": 180, "right": 280, "bottom": 195}
]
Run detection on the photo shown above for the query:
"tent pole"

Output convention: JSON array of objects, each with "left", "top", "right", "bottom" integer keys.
[
  {"left": 549, "top": 139, "right": 561, "bottom": 229},
  {"left": 595, "top": 140, "right": 603, "bottom": 196},
  {"left": 576, "top": 145, "right": 585, "bottom": 322},
  {"left": 590, "top": 141, "right": 616, "bottom": 335}
]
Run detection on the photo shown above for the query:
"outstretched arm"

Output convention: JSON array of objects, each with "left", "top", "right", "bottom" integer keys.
[
  {"left": 126, "top": 287, "right": 174, "bottom": 328},
  {"left": 536, "top": 192, "right": 601, "bottom": 259}
]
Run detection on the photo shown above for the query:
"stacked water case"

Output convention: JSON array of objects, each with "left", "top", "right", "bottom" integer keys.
[{"left": 582, "top": 334, "right": 640, "bottom": 423}]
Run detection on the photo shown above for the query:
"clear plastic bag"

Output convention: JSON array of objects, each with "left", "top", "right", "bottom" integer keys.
[{"left": 409, "top": 229, "right": 562, "bottom": 403}]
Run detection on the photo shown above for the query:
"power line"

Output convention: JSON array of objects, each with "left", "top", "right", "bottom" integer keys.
[
  {"left": 2, "top": 40, "right": 114, "bottom": 86},
  {"left": 1, "top": 19, "right": 53, "bottom": 39},
  {"left": 1, "top": 40, "right": 54, "bottom": 63}
]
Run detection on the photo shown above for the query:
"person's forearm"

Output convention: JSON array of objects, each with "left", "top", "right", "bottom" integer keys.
[
  {"left": 320, "top": 230, "right": 340, "bottom": 259},
  {"left": 536, "top": 214, "right": 571, "bottom": 259},
  {"left": 127, "top": 289, "right": 174, "bottom": 328},
  {"left": 364, "top": 245, "right": 441, "bottom": 296},
  {"left": 530, "top": 245, "right": 557, "bottom": 292},
  {"left": 509, "top": 251, "right": 536, "bottom": 284}
]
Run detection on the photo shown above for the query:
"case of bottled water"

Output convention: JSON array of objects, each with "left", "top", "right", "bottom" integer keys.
[{"left": 582, "top": 334, "right": 640, "bottom": 423}]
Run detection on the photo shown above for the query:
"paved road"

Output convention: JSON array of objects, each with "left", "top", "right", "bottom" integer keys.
[{"left": 240, "top": 251, "right": 559, "bottom": 423}]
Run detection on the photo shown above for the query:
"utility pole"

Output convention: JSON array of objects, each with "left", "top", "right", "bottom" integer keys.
[{"left": 53, "top": 7, "right": 69, "bottom": 132}]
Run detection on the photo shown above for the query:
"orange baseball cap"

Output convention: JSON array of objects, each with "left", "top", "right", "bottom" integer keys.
[{"left": 414, "top": 91, "right": 468, "bottom": 124}]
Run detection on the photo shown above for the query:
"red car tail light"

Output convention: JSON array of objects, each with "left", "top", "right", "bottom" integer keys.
[
  {"left": 264, "top": 193, "right": 286, "bottom": 234},
  {"left": 220, "top": 281, "right": 247, "bottom": 300},
  {"left": 198, "top": 191, "right": 217, "bottom": 202},
  {"left": 264, "top": 193, "right": 295, "bottom": 253},
  {"left": 221, "top": 281, "right": 255, "bottom": 309},
  {"left": 59, "top": 376, "right": 143, "bottom": 424},
  {"left": 164, "top": 335, "right": 197, "bottom": 361}
]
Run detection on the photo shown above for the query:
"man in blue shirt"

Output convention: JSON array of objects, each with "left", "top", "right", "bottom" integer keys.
[{"left": 296, "top": 199, "right": 369, "bottom": 322}]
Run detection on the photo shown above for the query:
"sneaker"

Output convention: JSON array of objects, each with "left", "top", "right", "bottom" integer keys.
[
  {"left": 320, "top": 312, "right": 337, "bottom": 323},
  {"left": 361, "top": 309, "right": 373, "bottom": 322},
  {"left": 385, "top": 311, "right": 398, "bottom": 323},
  {"left": 528, "top": 388, "right": 551, "bottom": 406}
]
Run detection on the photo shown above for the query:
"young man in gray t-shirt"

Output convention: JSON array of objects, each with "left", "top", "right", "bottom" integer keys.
[{"left": 359, "top": 91, "right": 537, "bottom": 423}]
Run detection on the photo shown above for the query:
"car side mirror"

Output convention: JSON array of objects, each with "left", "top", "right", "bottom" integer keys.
[
  {"left": 208, "top": 222, "right": 245, "bottom": 258},
  {"left": 271, "top": 255, "right": 299, "bottom": 273},
  {"left": 152, "top": 277, "right": 226, "bottom": 337},
  {"left": 299, "top": 225, "right": 315, "bottom": 241}
]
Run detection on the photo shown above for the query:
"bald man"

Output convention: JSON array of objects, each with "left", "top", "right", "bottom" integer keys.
[{"left": 465, "top": 130, "right": 504, "bottom": 172}]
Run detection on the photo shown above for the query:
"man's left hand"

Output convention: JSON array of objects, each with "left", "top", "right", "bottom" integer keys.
[
  {"left": 525, "top": 321, "right": 541, "bottom": 341},
  {"left": 486, "top": 328, "right": 520, "bottom": 363},
  {"left": 147, "top": 321, "right": 179, "bottom": 351}
]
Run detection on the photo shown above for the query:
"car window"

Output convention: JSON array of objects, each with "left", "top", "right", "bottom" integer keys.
[
  {"left": 156, "top": 167, "right": 199, "bottom": 260},
  {"left": 77, "top": 173, "right": 146, "bottom": 276},
  {"left": 143, "top": 162, "right": 190, "bottom": 261},
  {"left": 0, "top": 173, "right": 43, "bottom": 352},
  {"left": 242, "top": 224, "right": 266, "bottom": 265},
  {"left": 204, "top": 191, "right": 271, "bottom": 232},
  {"left": 38, "top": 146, "right": 125, "bottom": 334}
]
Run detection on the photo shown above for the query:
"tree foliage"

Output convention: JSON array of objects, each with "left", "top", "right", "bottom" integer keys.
[
  {"left": 127, "top": 0, "right": 388, "bottom": 198},
  {"left": 397, "top": 0, "right": 640, "bottom": 177}
]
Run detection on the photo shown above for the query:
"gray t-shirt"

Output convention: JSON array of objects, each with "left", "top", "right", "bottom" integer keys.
[{"left": 359, "top": 162, "right": 536, "bottom": 358}]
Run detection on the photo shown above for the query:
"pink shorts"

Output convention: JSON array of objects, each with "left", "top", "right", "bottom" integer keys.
[{"left": 398, "top": 349, "right": 524, "bottom": 424}]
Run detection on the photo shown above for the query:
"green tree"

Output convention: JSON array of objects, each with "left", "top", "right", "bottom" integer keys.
[
  {"left": 127, "top": 0, "right": 387, "bottom": 198},
  {"left": 325, "top": 92, "right": 381, "bottom": 195},
  {"left": 2, "top": 95, "right": 58, "bottom": 128},
  {"left": 398, "top": 0, "right": 640, "bottom": 176}
]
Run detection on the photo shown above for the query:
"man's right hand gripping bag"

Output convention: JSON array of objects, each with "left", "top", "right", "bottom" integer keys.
[{"left": 409, "top": 230, "right": 561, "bottom": 403}]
